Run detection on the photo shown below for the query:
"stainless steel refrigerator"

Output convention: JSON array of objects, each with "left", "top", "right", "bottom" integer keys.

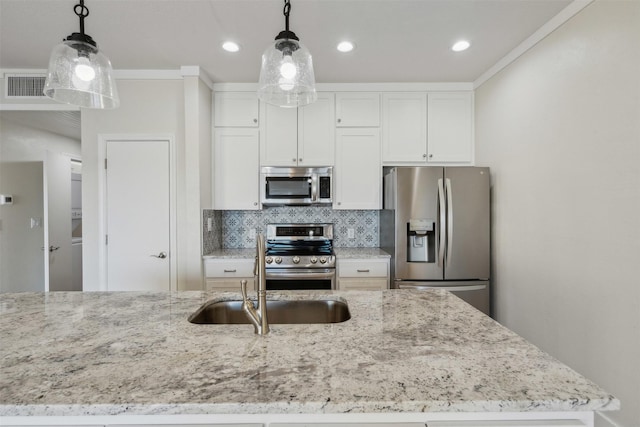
[{"left": 380, "top": 167, "right": 491, "bottom": 315}]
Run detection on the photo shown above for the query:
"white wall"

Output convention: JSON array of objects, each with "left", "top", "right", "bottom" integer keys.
[
  {"left": 475, "top": 2, "right": 640, "bottom": 426},
  {"left": 183, "top": 75, "right": 212, "bottom": 290},
  {"left": 0, "top": 162, "right": 44, "bottom": 292}
]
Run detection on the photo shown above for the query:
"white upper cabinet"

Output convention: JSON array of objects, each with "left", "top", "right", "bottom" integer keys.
[
  {"left": 261, "top": 93, "right": 335, "bottom": 166},
  {"left": 334, "top": 128, "right": 381, "bottom": 210},
  {"left": 214, "top": 92, "right": 259, "bottom": 127},
  {"left": 298, "top": 93, "right": 336, "bottom": 166},
  {"left": 335, "top": 93, "right": 380, "bottom": 127},
  {"left": 382, "top": 92, "right": 427, "bottom": 163},
  {"left": 213, "top": 128, "right": 260, "bottom": 210},
  {"left": 427, "top": 92, "right": 473, "bottom": 163},
  {"left": 261, "top": 103, "right": 298, "bottom": 166}
]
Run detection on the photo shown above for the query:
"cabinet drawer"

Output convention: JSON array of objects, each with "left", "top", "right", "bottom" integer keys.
[
  {"left": 338, "top": 259, "right": 388, "bottom": 277},
  {"left": 204, "top": 259, "right": 255, "bottom": 278},
  {"left": 206, "top": 278, "right": 255, "bottom": 292},
  {"left": 338, "top": 277, "right": 388, "bottom": 291}
]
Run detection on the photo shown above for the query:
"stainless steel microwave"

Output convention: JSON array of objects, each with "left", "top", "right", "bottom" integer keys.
[{"left": 261, "top": 167, "right": 332, "bottom": 206}]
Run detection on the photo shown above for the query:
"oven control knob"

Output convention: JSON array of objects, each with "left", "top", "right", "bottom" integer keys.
[
  {"left": 275, "top": 257, "right": 283, "bottom": 264},
  {"left": 265, "top": 256, "right": 273, "bottom": 264},
  {"left": 319, "top": 256, "right": 328, "bottom": 264},
  {"left": 292, "top": 256, "right": 301, "bottom": 264},
  {"left": 310, "top": 256, "right": 318, "bottom": 264}
]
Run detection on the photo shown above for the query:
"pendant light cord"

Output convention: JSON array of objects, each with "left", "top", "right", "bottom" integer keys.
[
  {"left": 74, "top": 0, "right": 90, "bottom": 36},
  {"left": 283, "top": 0, "right": 291, "bottom": 32}
]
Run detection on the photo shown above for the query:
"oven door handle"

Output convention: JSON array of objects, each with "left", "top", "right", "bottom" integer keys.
[{"left": 266, "top": 269, "right": 336, "bottom": 280}]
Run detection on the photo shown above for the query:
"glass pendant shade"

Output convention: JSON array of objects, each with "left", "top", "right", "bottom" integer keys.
[
  {"left": 258, "top": 38, "right": 317, "bottom": 108},
  {"left": 44, "top": 39, "right": 120, "bottom": 109}
]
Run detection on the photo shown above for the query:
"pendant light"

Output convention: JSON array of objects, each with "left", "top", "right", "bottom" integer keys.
[
  {"left": 43, "top": 0, "right": 119, "bottom": 109},
  {"left": 257, "top": 0, "right": 317, "bottom": 108}
]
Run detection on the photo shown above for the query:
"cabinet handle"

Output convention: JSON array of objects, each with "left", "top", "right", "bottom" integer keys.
[
  {"left": 357, "top": 269, "right": 370, "bottom": 273},
  {"left": 224, "top": 269, "right": 237, "bottom": 273}
]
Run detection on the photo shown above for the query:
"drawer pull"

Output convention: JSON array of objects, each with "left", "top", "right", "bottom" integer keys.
[
  {"left": 357, "top": 269, "right": 370, "bottom": 273},
  {"left": 223, "top": 269, "right": 237, "bottom": 273}
]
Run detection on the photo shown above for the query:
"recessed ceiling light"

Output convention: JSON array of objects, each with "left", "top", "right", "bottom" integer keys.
[
  {"left": 222, "top": 41, "right": 240, "bottom": 53},
  {"left": 452, "top": 40, "right": 470, "bottom": 52},
  {"left": 337, "top": 41, "right": 355, "bottom": 53}
]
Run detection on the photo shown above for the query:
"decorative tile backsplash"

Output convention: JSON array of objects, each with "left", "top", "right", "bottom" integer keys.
[{"left": 203, "top": 207, "right": 379, "bottom": 251}]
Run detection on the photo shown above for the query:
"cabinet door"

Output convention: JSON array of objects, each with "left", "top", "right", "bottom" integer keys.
[
  {"left": 335, "top": 93, "right": 380, "bottom": 127},
  {"left": 298, "top": 92, "right": 335, "bottom": 166},
  {"left": 214, "top": 92, "right": 259, "bottom": 127},
  {"left": 427, "top": 92, "right": 473, "bottom": 163},
  {"left": 382, "top": 92, "right": 427, "bottom": 163},
  {"left": 213, "top": 128, "right": 260, "bottom": 210},
  {"left": 334, "top": 128, "right": 381, "bottom": 210},
  {"left": 261, "top": 103, "right": 298, "bottom": 166}
]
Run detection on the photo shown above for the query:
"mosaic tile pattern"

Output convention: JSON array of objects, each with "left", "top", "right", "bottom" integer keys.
[
  {"left": 203, "top": 207, "right": 379, "bottom": 249},
  {"left": 202, "top": 210, "right": 222, "bottom": 254}
]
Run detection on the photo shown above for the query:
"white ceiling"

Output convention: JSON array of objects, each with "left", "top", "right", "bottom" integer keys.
[{"left": 0, "top": 0, "right": 574, "bottom": 83}]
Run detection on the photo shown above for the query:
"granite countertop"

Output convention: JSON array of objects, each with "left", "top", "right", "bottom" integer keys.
[
  {"left": 204, "top": 247, "right": 390, "bottom": 259},
  {"left": 0, "top": 290, "right": 618, "bottom": 417}
]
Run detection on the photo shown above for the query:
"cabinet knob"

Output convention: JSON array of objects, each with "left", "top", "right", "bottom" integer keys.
[
  {"left": 253, "top": 118, "right": 258, "bottom": 123},
  {"left": 254, "top": 202, "right": 258, "bottom": 206},
  {"left": 337, "top": 118, "right": 342, "bottom": 123},
  {"left": 423, "top": 154, "right": 427, "bottom": 158},
  {"left": 337, "top": 202, "right": 341, "bottom": 206},
  {"left": 429, "top": 154, "right": 433, "bottom": 158},
  {"left": 292, "top": 158, "right": 297, "bottom": 163},
  {"left": 298, "top": 158, "right": 303, "bottom": 162}
]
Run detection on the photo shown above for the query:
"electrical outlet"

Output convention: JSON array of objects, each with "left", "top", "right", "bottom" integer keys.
[
  {"left": 347, "top": 228, "right": 355, "bottom": 239},
  {"left": 207, "top": 217, "right": 213, "bottom": 232},
  {"left": 249, "top": 228, "right": 256, "bottom": 239}
]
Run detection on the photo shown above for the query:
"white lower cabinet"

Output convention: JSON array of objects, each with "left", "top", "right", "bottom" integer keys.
[
  {"left": 337, "top": 258, "right": 390, "bottom": 290},
  {"left": 113, "top": 425, "right": 262, "bottom": 427},
  {"left": 204, "top": 259, "right": 256, "bottom": 291}
]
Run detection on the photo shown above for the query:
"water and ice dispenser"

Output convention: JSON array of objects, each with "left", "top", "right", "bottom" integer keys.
[{"left": 407, "top": 219, "right": 435, "bottom": 262}]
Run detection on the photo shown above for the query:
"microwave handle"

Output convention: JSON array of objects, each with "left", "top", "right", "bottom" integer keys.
[{"left": 311, "top": 174, "right": 318, "bottom": 202}]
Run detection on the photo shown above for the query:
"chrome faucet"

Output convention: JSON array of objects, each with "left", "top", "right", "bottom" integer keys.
[{"left": 241, "top": 233, "right": 270, "bottom": 335}]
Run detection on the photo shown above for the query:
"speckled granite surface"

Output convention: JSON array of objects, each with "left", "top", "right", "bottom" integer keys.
[
  {"left": 0, "top": 290, "right": 618, "bottom": 417},
  {"left": 334, "top": 247, "right": 390, "bottom": 259}
]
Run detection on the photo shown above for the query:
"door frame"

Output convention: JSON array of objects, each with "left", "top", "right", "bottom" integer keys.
[
  {"left": 43, "top": 151, "right": 82, "bottom": 292},
  {"left": 97, "top": 134, "right": 177, "bottom": 291}
]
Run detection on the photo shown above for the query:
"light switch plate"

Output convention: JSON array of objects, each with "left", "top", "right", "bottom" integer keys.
[
  {"left": 347, "top": 228, "right": 355, "bottom": 239},
  {"left": 249, "top": 228, "right": 256, "bottom": 239}
]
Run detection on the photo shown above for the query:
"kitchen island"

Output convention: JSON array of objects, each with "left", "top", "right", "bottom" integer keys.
[{"left": 0, "top": 290, "right": 618, "bottom": 426}]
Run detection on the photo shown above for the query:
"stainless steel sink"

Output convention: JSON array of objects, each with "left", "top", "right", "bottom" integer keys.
[{"left": 188, "top": 299, "right": 351, "bottom": 324}]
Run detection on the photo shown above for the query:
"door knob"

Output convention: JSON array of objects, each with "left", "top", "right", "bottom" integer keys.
[
  {"left": 42, "top": 246, "right": 60, "bottom": 252},
  {"left": 150, "top": 252, "right": 167, "bottom": 259}
]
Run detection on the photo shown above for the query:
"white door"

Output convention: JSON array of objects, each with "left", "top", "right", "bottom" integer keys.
[
  {"left": 46, "top": 151, "right": 73, "bottom": 291},
  {"left": 105, "top": 139, "right": 171, "bottom": 291}
]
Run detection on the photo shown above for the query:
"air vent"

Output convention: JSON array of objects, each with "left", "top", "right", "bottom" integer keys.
[{"left": 4, "top": 74, "right": 47, "bottom": 98}]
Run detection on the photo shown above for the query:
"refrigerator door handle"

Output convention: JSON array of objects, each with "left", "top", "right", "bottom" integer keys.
[
  {"left": 437, "top": 178, "right": 446, "bottom": 267},
  {"left": 445, "top": 177, "right": 453, "bottom": 267}
]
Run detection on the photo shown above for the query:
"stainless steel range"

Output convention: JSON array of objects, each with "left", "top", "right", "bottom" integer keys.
[{"left": 265, "top": 223, "right": 336, "bottom": 290}]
